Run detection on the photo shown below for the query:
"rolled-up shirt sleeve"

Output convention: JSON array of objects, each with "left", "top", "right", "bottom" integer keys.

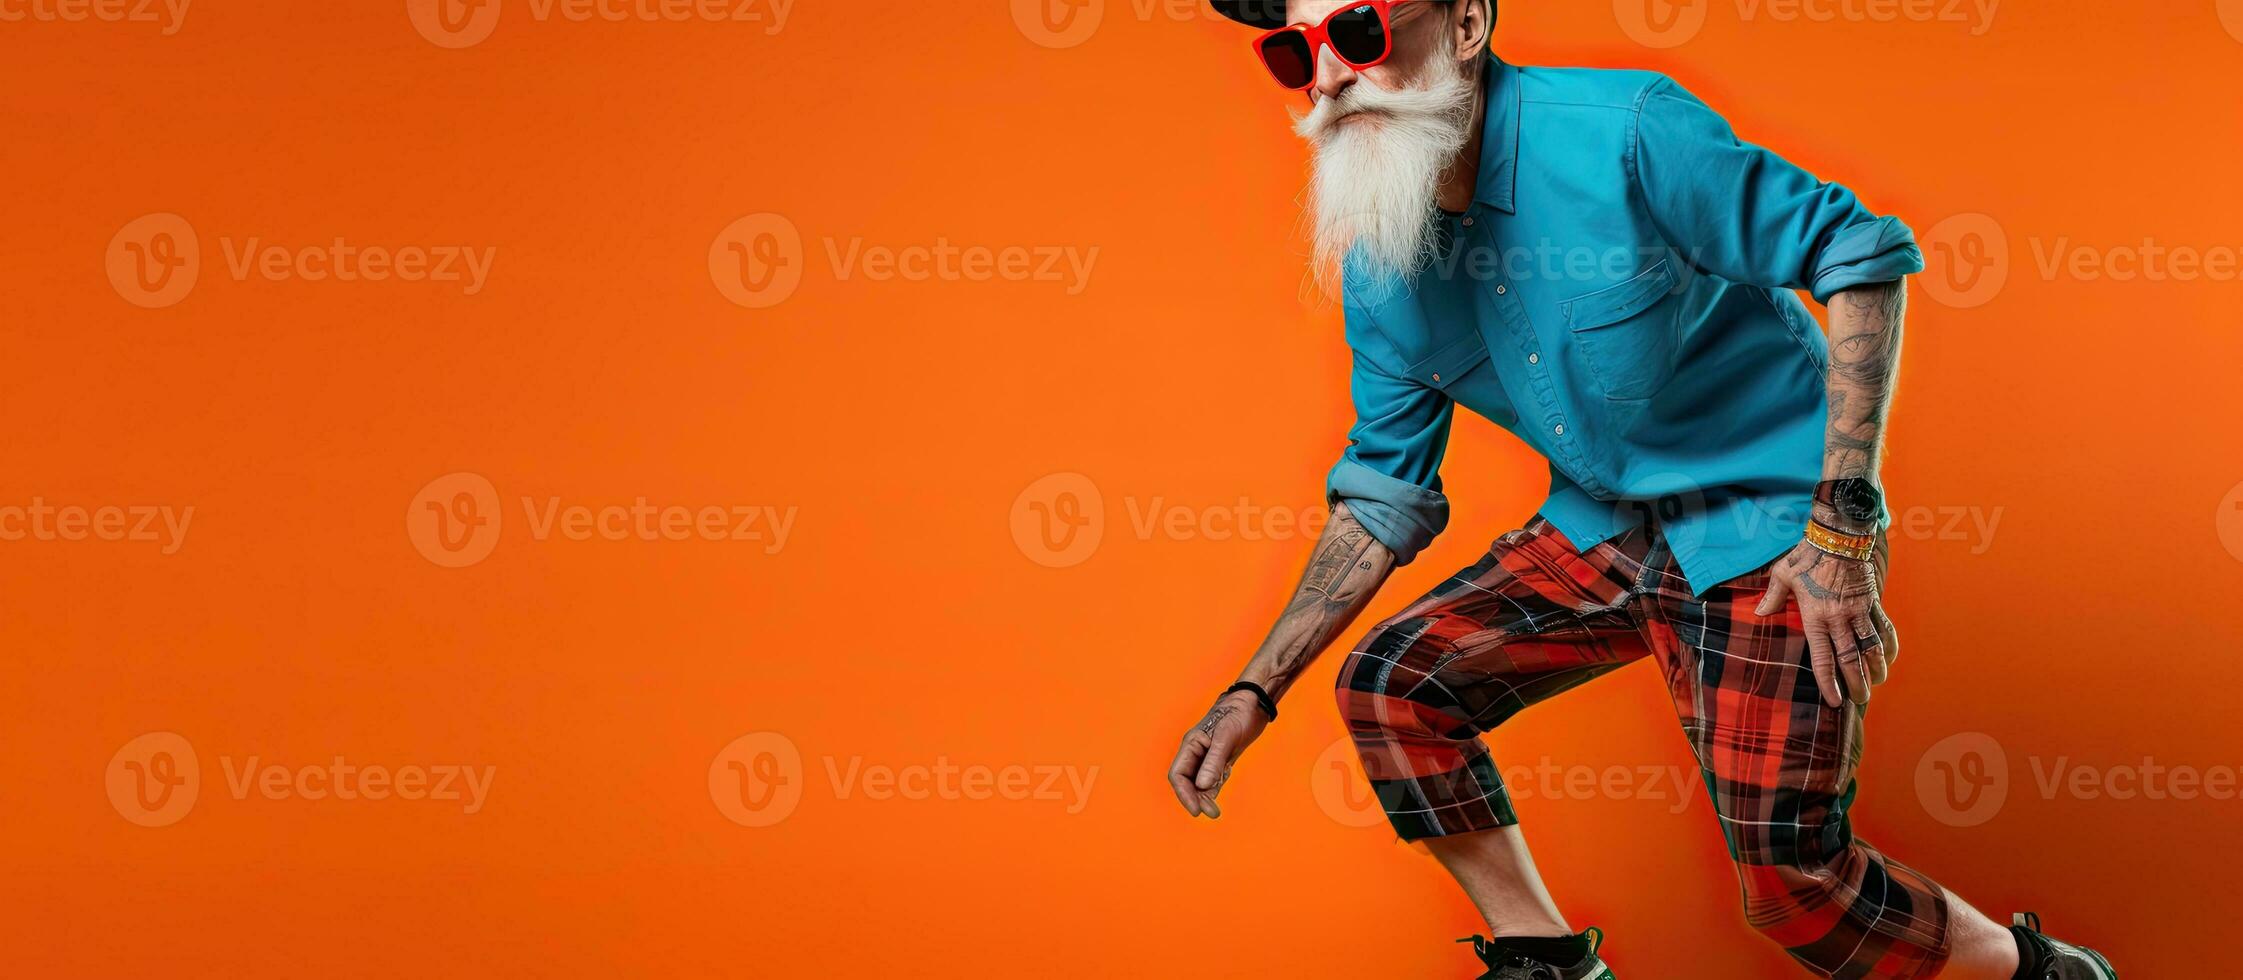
[
  {"left": 1633, "top": 77, "right": 1924, "bottom": 304},
  {"left": 1326, "top": 348, "right": 1453, "bottom": 566}
]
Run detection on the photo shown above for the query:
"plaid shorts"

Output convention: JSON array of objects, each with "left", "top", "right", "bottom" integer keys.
[{"left": 1334, "top": 517, "right": 1952, "bottom": 978}]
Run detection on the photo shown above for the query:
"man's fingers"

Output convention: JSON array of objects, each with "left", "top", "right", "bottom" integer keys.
[
  {"left": 1859, "top": 615, "right": 1890, "bottom": 688},
  {"left": 1170, "top": 734, "right": 1210, "bottom": 815},
  {"left": 1755, "top": 576, "right": 1792, "bottom": 617},
  {"left": 1872, "top": 604, "right": 1900, "bottom": 669},
  {"left": 1169, "top": 774, "right": 1203, "bottom": 817},
  {"left": 1194, "top": 736, "right": 1234, "bottom": 792},
  {"left": 1803, "top": 622, "right": 1843, "bottom": 708},
  {"left": 1864, "top": 643, "right": 1890, "bottom": 689},
  {"left": 1835, "top": 622, "right": 1871, "bottom": 706}
]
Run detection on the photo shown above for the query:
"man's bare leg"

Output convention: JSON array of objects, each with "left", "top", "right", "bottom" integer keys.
[
  {"left": 1939, "top": 890, "right": 2022, "bottom": 978},
  {"left": 1425, "top": 826, "right": 1573, "bottom": 938}
]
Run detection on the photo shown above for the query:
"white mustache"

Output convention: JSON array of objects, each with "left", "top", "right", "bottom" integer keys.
[{"left": 1292, "top": 72, "right": 1476, "bottom": 143}]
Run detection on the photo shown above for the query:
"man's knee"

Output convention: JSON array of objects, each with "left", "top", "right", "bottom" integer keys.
[
  {"left": 1333, "top": 614, "right": 1418, "bottom": 697},
  {"left": 1334, "top": 616, "right": 1478, "bottom": 741},
  {"left": 1333, "top": 611, "right": 1452, "bottom": 709},
  {"left": 1735, "top": 860, "right": 1845, "bottom": 938}
]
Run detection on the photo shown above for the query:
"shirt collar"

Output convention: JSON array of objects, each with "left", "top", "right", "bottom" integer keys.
[{"left": 1473, "top": 55, "right": 1521, "bottom": 214}]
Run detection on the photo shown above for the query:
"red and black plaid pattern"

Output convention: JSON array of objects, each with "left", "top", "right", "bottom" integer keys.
[{"left": 1334, "top": 517, "right": 1952, "bottom": 978}]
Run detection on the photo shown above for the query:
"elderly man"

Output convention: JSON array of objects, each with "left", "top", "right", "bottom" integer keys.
[{"left": 1165, "top": 2, "right": 2115, "bottom": 977}]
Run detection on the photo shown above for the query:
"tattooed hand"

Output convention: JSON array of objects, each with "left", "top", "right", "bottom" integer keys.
[
  {"left": 1166, "top": 502, "right": 1396, "bottom": 819},
  {"left": 1168, "top": 690, "right": 1270, "bottom": 818},
  {"left": 1755, "top": 535, "right": 1897, "bottom": 708},
  {"left": 1767, "top": 279, "right": 1908, "bottom": 708}
]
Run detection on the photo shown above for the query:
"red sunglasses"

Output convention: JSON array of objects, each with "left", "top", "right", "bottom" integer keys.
[{"left": 1252, "top": 1, "right": 1426, "bottom": 91}]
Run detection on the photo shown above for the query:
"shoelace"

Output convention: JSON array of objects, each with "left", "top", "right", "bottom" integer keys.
[
  {"left": 1455, "top": 936, "right": 1556, "bottom": 976},
  {"left": 1455, "top": 926, "right": 1606, "bottom": 975}
]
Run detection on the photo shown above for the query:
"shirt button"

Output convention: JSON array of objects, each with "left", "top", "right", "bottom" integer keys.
[
  {"left": 1528, "top": 353, "right": 1540, "bottom": 365},
  {"left": 1431, "top": 373, "right": 1441, "bottom": 382},
  {"left": 1554, "top": 423, "right": 1566, "bottom": 436},
  {"left": 1463, "top": 217, "right": 1474, "bottom": 227},
  {"left": 1495, "top": 284, "right": 1507, "bottom": 295}
]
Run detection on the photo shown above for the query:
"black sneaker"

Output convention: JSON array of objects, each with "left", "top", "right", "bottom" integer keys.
[
  {"left": 1456, "top": 927, "right": 1615, "bottom": 980},
  {"left": 2011, "top": 912, "right": 2117, "bottom": 979}
]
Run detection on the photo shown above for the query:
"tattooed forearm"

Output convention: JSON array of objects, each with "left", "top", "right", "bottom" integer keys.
[
  {"left": 1822, "top": 280, "right": 1907, "bottom": 482},
  {"left": 1234, "top": 503, "right": 1398, "bottom": 703}
]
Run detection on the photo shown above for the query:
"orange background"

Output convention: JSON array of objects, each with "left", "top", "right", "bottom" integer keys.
[{"left": 7, "top": 1, "right": 2242, "bottom": 976}]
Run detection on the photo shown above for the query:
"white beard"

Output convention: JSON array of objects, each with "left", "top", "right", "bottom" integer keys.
[{"left": 1293, "top": 54, "right": 1479, "bottom": 295}]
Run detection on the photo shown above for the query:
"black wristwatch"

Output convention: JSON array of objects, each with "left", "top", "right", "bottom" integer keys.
[{"left": 1814, "top": 478, "right": 1885, "bottom": 530}]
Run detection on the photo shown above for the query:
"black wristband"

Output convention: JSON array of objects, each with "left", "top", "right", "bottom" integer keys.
[{"left": 1223, "top": 681, "right": 1277, "bottom": 722}]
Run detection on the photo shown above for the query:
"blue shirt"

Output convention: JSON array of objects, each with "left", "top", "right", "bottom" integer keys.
[{"left": 1328, "top": 58, "right": 1922, "bottom": 594}]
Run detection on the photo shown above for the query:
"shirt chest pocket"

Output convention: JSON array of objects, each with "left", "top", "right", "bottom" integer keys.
[
  {"left": 1562, "top": 259, "right": 1680, "bottom": 401},
  {"left": 1361, "top": 288, "right": 1492, "bottom": 393},
  {"left": 1406, "top": 333, "right": 1491, "bottom": 391}
]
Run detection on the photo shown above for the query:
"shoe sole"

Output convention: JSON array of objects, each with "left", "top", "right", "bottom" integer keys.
[{"left": 2087, "top": 948, "right": 2118, "bottom": 978}]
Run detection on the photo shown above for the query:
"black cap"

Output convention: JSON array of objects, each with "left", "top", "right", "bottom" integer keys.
[
  {"left": 1209, "top": 0, "right": 1288, "bottom": 28},
  {"left": 1212, "top": 1, "right": 1485, "bottom": 29}
]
